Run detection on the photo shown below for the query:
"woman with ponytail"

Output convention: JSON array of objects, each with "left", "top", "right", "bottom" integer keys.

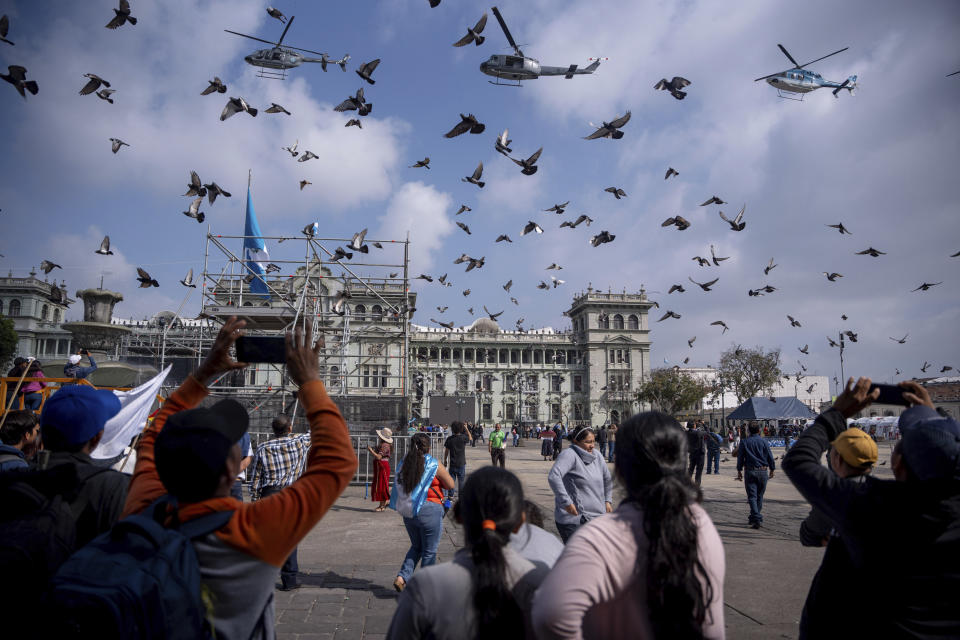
[
  {"left": 533, "top": 412, "right": 726, "bottom": 639},
  {"left": 390, "top": 432, "right": 455, "bottom": 592},
  {"left": 386, "top": 467, "right": 548, "bottom": 640}
]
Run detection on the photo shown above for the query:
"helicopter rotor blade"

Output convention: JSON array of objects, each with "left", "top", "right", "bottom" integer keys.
[
  {"left": 224, "top": 29, "right": 276, "bottom": 46},
  {"left": 947, "top": 70, "right": 960, "bottom": 77},
  {"left": 796, "top": 47, "right": 849, "bottom": 70},
  {"left": 282, "top": 44, "right": 327, "bottom": 56},
  {"left": 491, "top": 6, "right": 523, "bottom": 57},
  {"left": 777, "top": 44, "right": 800, "bottom": 68},
  {"left": 753, "top": 70, "right": 790, "bottom": 82},
  {"left": 275, "top": 15, "right": 294, "bottom": 47}
]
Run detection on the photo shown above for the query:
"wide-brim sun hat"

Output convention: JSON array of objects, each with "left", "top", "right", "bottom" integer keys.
[{"left": 376, "top": 427, "right": 394, "bottom": 443}]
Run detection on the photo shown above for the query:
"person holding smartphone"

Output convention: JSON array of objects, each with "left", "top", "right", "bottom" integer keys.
[{"left": 64, "top": 349, "right": 97, "bottom": 381}]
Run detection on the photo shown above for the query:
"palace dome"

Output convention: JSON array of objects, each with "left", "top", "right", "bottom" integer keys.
[{"left": 469, "top": 317, "right": 500, "bottom": 334}]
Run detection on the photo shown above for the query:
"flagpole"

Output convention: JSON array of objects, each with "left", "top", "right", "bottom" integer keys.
[{"left": 248, "top": 168, "right": 252, "bottom": 190}]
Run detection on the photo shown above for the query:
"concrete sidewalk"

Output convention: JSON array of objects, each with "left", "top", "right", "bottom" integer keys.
[{"left": 272, "top": 439, "right": 896, "bottom": 639}]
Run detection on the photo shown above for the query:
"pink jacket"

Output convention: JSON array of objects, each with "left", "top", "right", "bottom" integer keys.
[{"left": 20, "top": 369, "right": 46, "bottom": 394}]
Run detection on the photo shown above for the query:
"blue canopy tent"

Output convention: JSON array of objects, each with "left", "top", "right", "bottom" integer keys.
[{"left": 726, "top": 396, "right": 818, "bottom": 421}]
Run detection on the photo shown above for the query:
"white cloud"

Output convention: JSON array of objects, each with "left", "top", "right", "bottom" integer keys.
[{"left": 376, "top": 181, "right": 455, "bottom": 276}]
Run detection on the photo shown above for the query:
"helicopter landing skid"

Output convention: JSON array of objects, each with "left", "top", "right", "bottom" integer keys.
[
  {"left": 776, "top": 89, "right": 804, "bottom": 101},
  {"left": 256, "top": 67, "right": 288, "bottom": 80},
  {"left": 488, "top": 74, "right": 522, "bottom": 87}
]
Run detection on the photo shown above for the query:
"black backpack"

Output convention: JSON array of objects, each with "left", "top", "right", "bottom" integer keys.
[{"left": 46, "top": 497, "right": 234, "bottom": 639}]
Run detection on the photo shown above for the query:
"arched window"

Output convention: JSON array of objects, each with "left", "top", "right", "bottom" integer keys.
[
  {"left": 613, "top": 314, "right": 624, "bottom": 330},
  {"left": 41, "top": 305, "right": 49, "bottom": 320},
  {"left": 329, "top": 366, "right": 340, "bottom": 387},
  {"left": 628, "top": 314, "right": 639, "bottom": 330},
  {"left": 371, "top": 304, "right": 383, "bottom": 320},
  {"left": 598, "top": 314, "right": 609, "bottom": 329},
  {"left": 354, "top": 304, "right": 366, "bottom": 318},
  {"left": 54, "top": 308, "right": 61, "bottom": 322},
  {"left": 8, "top": 299, "right": 21, "bottom": 317}
]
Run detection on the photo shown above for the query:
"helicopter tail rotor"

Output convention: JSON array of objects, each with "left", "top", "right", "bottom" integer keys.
[{"left": 832, "top": 74, "right": 857, "bottom": 97}]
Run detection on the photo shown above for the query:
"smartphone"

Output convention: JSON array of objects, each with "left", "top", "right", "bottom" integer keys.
[
  {"left": 235, "top": 336, "right": 286, "bottom": 364},
  {"left": 868, "top": 383, "right": 909, "bottom": 406}
]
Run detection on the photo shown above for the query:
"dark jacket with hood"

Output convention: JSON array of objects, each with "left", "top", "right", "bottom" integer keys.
[{"left": 783, "top": 408, "right": 960, "bottom": 639}]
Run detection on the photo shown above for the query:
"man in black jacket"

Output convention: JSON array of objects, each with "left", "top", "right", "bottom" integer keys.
[
  {"left": 686, "top": 421, "right": 707, "bottom": 486},
  {"left": 783, "top": 377, "right": 960, "bottom": 638}
]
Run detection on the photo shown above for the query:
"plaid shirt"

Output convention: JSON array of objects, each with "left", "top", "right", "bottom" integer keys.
[{"left": 249, "top": 433, "right": 312, "bottom": 500}]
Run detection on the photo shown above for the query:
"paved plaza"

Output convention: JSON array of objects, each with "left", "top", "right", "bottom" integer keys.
[{"left": 272, "top": 438, "right": 898, "bottom": 640}]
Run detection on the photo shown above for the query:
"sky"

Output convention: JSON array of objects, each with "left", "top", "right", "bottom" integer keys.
[{"left": 0, "top": 0, "right": 958, "bottom": 389}]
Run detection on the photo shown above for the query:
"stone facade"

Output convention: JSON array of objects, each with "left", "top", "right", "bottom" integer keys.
[{"left": 0, "top": 270, "right": 74, "bottom": 359}]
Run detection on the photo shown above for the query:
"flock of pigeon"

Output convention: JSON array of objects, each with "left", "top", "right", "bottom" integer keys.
[{"left": 3, "top": 3, "right": 957, "bottom": 380}]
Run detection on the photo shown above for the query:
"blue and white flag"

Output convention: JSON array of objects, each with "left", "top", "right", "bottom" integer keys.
[{"left": 244, "top": 186, "right": 270, "bottom": 297}]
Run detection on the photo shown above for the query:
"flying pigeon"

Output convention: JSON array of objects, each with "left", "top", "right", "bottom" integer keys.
[
  {"left": 136, "top": 267, "right": 159, "bottom": 288},
  {"left": 109, "top": 138, "right": 129, "bottom": 154},
  {"left": 826, "top": 223, "right": 853, "bottom": 235},
  {"left": 201, "top": 77, "right": 226, "bottom": 95},
  {"left": 452, "top": 13, "right": 488, "bottom": 47},
  {"left": 466, "top": 256, "right": 485, "bottom": 271},
  {"left": 298, "top": 150, "right": 318, "bottom": 162},
  {"left": 105, "top": 0, "right": 137, "bottom": 29},
  {"left": 453, "top": 254, "right": 470, "bottom": 264},
  {"left": 266, "top": 7, "right": 287, "bottom": 23},
  {"left": 182, "top": 197, "right": 205, "bottom": 223},
  {"left": 511, "top": 147, "right": 542, "bottom": 175},
  {"left": 416, "top": 274, "right": 434, "bottom": 282},
  {"left": 561, "top": 214, "right": 593, "bottom": 229},
  {"left": 764, "top": 258, "right": 777, "bottom": 275},
  {"left": 688, "top": 336, "right": 696, "bottom": 348},
  {"left": 710, "top": 320, "right": 729, "bottom": 334},
  {"left": 827, "top": 336, "right": 839, "bottom": 348},
  {"left": 799, "top": 344, "right": 809, "bottom": 355},
  {"left": 302, "top": 222, "right": 318, "bottom": 238},
  {"left": 590, "top": 231, "right": 615, "bottom": 247},
  {"left": 710, "top": 244, "right": 729, "bottom": 266},
  {"left": 844, "top": 331, "right": 858, "bottom": 343},
  {"left": 510, "top": 297, "right": 519, "bottom": 305},
  {"left": 331, "top": 247, "right": 353, "bottom": 261},
  {"left": 355, "top": 59, "right": 380, "bottom": 84},
  {"left": 410, "top": 157, "right": 431, "bottom": 169},
  {"left": 456, "top": 205, "right": 471, "bottom": 215},
  {"left": 436, "top": 306, "right": 448, "bottom": 313},
  {"left": 657, "top": 311, "right": 681, "bottom": 322},
  {"left": 495, "top": 129, "right": 512, "bottom": 156},
  {"left": 203, "top": 182, "right": 231, "bottom": 204},
  {"left": 79, "top": 73, "right": 110, "bottom": 95},
  {"left": 719, "top": 205, "right": 746, "bottom": 231},
  {"left": 912, "top": 282, "right": 942, "bottom": 291},
  {"left": 551, "top": 276, "right": 565, "bottom": 288},
  {"left": 1, "top": 65, "right": 37, "bottom": 98},
  {"left": 432, "top": 318, "right": 455, "bottom": 329},
  {"left": 0, "top": 14, "right": 14, "bottom": 45},
  {"left": 662, "top": 216, "right": 691, "bottom": 230},
  {"left": 654, "top": 76, "right": 691, "bottom": 100},
  {"left": 544, "top": 202, "right": 569, "bottom": 215},
  {"left": 921, "top": 361, "right": 930, "bottom": 372},
  {"left": 299, "top": 180, "right": 311, "bottom": 190},
  {"left": 333, "top": 88, "right": 372, "bottom": 116},
  {"left": 456, "top": 221, "right": 472, "bottom": 235},
  {"left": 689, "top": 276, "right": 719, "bottom": 292},
  {"left": 805, "top": 384, "right": 817, "bottom": 395},
  {"left": 180, "top": 268, "right": 197, "bottom": 288},
  {"left": 484, "top": 306, "right": 503, "bottom": 320},
  {"left": 265, "top": 263, "right": 281, "bottom": 274},
  {"left": 345, "top": 119, "right": 362, "bottom": 128},
  {"left": 604, "top": 187, "right": 627, "bottom": 199},
  {"left": 220, "top": 96, "right": 257, "bottom": 120},
  {"left": 95, "top": 236, "right": 113, "bottom": 255},
  {"left": 700, "top": 196, "right": 726, "bottom": 206},
  {"left": 940, "top": 366, "right": 954, "bottom": 373},
  {"left": 503, "top": 280, "right": 513, "bottom": 292},
  {"left": 823, "top": 272, "right": 843, "bottom": 282},
  {"left": 184, "top": 171, "right": 206, "bottom": 197},
  {"left": 692, "top": 256, "right": 710, "bottom": 267},
  {"left": 890, "top": 334, "right": 908, "bottom": 344},
  {"left": 841, "top": 314, "right": 848, "bottom": 321},
  {"left": 463, "top": 289, "right": 471, "bottom": 296},
  {"left": 495, "top": 234, "right": 513, "bottom": 243},
  {"left": 664, "top": 167, "right": 679, "bottom": 180},
  {"left": 96, "top": 89, "right": 116, "bottom": 104},
  {"left": 787, "top": 315, "right": 801, "bottom": 327},
  {"left": 856, "top": 247, "right": 886, "bottom": 257},
  {"left": 521, "top": 221, "right": 543, "bottom": 236},
  {"left": 462, "top": 162, "right": 485, "bottom": 188},
  {"left": 444, "top": 113, "right": 486, "bottom": 138},
  {"left": 40, "top": 260, "right": 62, "bottom": 274},
  {"left": 283, "top": 140, "right": 299, "bottom": 157},
  {"left": 747, "top": 288, "right": 765, "bottom": 297},
  {"left": 349, "top": 229, "right": 370, "bottom": 253},
  {"left": 584, "top": 111, "right": 631, "bottom": 140},
  {"left": 537, "top": 281, "right": 550, "bottom": 290},
  {"left": 438, "top": 273, "right": 449, "bottom": 285},
  {"left": 265, "top": 103, "right": 291, "bottom": 115},
  {"left": 546, "top": 263, "right": 563, "bottom": 270},
  {"left": 668, "top": 284, "right": 686, "bottom": 294}
]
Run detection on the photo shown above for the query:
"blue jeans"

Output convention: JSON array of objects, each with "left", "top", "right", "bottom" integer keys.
[
  {"left": 706, "top": 449, "right": 720, "bottom": 474},
  {"left": 599, "top": 442, "right": 607, "bottom": 458},
  {"left": 398, "top": 501, "right": 443, "bottom": 581},
  {"left": 607, "top": 442, "right": 615, "bottom": 462},
  {"left": 744, "top": 468, "right": 769, "bottom": 524},
  {"left": 447, "top": 465, "right": 465, "bottom": 499},
  {"left": 23, "top": 393, "right": 42, "bottom": 411},
  {"left": 556, "top": 521, "right": 580, "bottom": 544},
  {"left": 261, "top": 486, "right": 299, "bottom": 586},
  {"left": 230, "top": 479, "right": 244, "bottom": 502}
]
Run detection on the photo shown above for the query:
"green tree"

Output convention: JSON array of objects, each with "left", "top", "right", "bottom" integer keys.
[
  {"left": 0, "top": 316, "right": 17, "bottom": 372},
  {"left": 636, "top": 367, "right": 707, "bottom": 416},
  {"left": 718, "top": 344, "right": 782, "bottom": 403}
]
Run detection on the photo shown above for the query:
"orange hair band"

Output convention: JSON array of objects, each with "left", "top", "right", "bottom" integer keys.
[{"left": 481, "top": 519, "right": 497, "bottom": 531}]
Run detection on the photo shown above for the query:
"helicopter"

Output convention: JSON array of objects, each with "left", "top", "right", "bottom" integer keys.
[
  {"left": 224, "top": 16, "right": 347, "bottom": 79},
  {"left": 755, "top": 44, "right": 857, "bottom": 100},
  {"left": 479, "top": 6, "right": 602, "bottom": 86}
]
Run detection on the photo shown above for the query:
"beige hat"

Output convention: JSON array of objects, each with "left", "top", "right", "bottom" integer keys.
[
  {"left": 376, "top": 428, "right": 394, "bottom": 443},
  {"left": 832, "top": 427, "right": 878, "bottom": 469}
]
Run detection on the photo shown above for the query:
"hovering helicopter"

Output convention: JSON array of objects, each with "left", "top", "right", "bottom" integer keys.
[
  {"left": 755, "top": 44, "right": 857, "bottom": 100},
  {"left": 479, "top": 6, "right": 602, "bottom": 86},
  {"left": 224, "top": 16, "right": 347, "bottom": 79}
]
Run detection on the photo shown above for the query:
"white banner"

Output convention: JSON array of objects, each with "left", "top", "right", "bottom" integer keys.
[{"left": 91, "top": 365, "right": 172, "bottom": 459}]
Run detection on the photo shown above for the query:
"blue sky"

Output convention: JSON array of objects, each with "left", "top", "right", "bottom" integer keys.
[{"left": 1, "top": 0, "right": 958, "bottom": 385}]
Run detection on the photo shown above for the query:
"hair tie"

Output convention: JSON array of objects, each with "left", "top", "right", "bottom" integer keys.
[{"left": 481, "top": 519, "right": 497, "bottom": 531}]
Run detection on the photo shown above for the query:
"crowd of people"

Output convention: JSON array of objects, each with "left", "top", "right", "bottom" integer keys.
[{"left": 2, "top": 318, "right": 958, "bottom": 638}]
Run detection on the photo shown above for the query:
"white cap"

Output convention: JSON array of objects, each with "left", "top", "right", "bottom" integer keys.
[{"left": 68, "top": 355, "right": 82, "bottom": 364}]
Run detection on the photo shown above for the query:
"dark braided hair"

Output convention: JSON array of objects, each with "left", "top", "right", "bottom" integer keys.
[
  {"left": 399, "top": 432, "right": 431, "bottom": 494},
  {"left": 616, "top": 412, "right": 713, "bottom": 639},
  {"left": 453, "top": 466, "right": 525, "bottom": 640}
]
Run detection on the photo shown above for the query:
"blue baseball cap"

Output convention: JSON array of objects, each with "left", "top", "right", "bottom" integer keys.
[
  {"left": 898, "top": 405, "right": 960, "bottom": 481},
  {"left": 40, "top": 385, "right": 122, "bottom": 445}
]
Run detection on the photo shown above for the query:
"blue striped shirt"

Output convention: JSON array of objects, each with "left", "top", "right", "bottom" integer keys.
[{"left": 249, "top": 433, "right": 312, "bottom": 500}]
